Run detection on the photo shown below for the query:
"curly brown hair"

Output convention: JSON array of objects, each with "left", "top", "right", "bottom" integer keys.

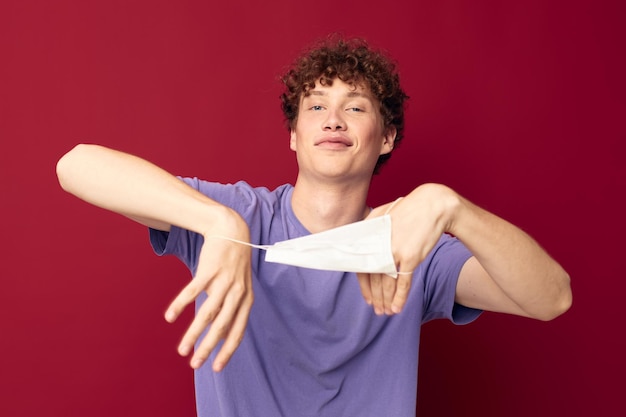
[{"left": 280, "top": 36, "right": 409, "bottom": 174}]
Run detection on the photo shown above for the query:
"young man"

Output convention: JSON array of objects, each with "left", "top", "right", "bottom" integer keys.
[{"left": 56, "top": 38, "right": 571, "bottom": 416}]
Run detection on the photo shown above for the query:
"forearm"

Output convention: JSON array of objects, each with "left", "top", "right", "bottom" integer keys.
[
  {"left": 56, "top": 144, "right": 238, "bottom": 235},
  {"left": 448, "top": 191, "right": 572, "bottom": 320}
]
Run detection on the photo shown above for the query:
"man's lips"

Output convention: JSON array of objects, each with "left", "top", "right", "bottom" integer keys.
[{"left": 314, "top": 136, "right": 353, "bottom": 147}]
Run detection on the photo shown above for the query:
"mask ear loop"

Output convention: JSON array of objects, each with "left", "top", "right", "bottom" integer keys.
[
  {"left": 203, "top": 235, "right": 270, "bottom": 251},
  {"left": 203, "top": 201, "right": 405, "bottom": 252},
  {"left": 209, "top": 199, "right": 405, "bottom": 249},
  {"left": 384, "top": 197, "right": 414, "bottom": 277},
  {"left": 385, "top": 197, "right": 403, "bottom": 215}
]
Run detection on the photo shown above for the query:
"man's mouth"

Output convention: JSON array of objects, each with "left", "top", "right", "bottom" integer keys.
[{"left": 315, "top": 136, "right": 353, "bottom": 147}]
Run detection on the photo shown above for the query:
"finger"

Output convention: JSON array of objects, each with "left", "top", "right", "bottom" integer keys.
[
  {"left": 212, "top": 292, "right": 254, "bottom": 372},
  {"left": 165, "top": 280, "right": 206, "bottom": 323},
  {"left": 369, "top": 273, "right": 384, "bottom": 315},
  {"left": 391, "top": 273, "right": 413, "bottom": 314},
  {"left": 177, "top": 284, "right": 228, "bottom": 357},
  {"left": 356, "top": 273, "right": 373, "bottom": 305},
  {"left": 381, "top": 274, "right": 397, "bottom": 315},
  {"left": 190, "top": 282, "right": 247, "bottom": 369}
]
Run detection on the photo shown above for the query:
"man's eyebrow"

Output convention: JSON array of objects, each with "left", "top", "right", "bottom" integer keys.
[
  {"left": 306, "top": 90, "right": 371, "bottom": 99},
  {"left": 346, "top": 91, "right": 368, "bottom": 98}
]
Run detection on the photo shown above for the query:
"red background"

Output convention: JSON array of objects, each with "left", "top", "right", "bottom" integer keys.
[{"left": 1, "top": 1, "right": 624, "bottom": 416}]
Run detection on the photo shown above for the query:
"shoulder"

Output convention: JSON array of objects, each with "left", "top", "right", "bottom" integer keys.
[
  {"left": 182, "top": 179, "right": 295, "bottom": 237},
  {"left": 179, "top": 178, "right": 292, "bottom": 209}
]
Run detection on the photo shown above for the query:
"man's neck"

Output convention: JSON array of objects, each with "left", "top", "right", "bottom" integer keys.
[{"left": 291, "top": 176, "right": 371, "bottom": 233}]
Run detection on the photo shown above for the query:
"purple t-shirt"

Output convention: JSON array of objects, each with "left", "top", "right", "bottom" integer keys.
[{"left": 150, "top": 179, "right": 480, "bottom": 417}]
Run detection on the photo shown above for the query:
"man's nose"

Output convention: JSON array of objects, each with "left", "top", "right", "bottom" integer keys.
[{"left": 323, "top": 108, "right": 346, "bottom": 131}]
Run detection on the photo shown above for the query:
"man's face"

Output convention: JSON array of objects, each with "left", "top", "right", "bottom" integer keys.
[{"left": 290, "top": 78, "right": 396, "bottom": 181}]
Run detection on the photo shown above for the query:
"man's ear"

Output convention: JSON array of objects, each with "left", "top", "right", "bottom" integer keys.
[
  {"left": 290, "top": 129, "right": 297, "bottom": 151},
  {"left": 380, "top": 126, "right": 397, "bottom": 155}
]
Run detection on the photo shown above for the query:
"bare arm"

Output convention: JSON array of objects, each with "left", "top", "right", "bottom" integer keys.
[
  {"left": 448, "top": 188, "right": 571, "bottom": 320},
  {"left": 57, "top": 143, "right": 254, "bottom": 371},
  {"left": 357, "top": 183, "right": 572, "bottom": 320},
  {"left": 57, "top": 143, "right": 223, "bottom": 232}
]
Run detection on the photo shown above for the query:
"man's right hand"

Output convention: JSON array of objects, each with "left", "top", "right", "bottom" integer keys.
[
  {"left": 164, "top": 208, "right": 254, "bottom": 372},
  {"left": 57, "top": 144, "right": 255, "bottom": 372}
]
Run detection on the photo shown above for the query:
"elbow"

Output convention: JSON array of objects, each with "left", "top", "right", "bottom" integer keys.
[
  {"left": 537, "top": 294, "right": 572, "bottom": 322},
  {"left": 56, "top": 149, "right": 71, "bottom": 192},
  {"left": 535, "top": 272, "right": 573, "bottom": 321},
  {"left": 56, "top": 143, "right": 91, "bottom": 192}
]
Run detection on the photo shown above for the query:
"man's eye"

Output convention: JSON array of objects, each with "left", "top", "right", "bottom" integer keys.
[
  {"left": 348, "top": 107, "right": 363, "bottom": 112},
  {"left": 310, "top": 105, "right": 323, "bottom": 111}
]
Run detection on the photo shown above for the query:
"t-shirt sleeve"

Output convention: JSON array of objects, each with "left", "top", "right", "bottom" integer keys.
[
  {"left": 148, "top": 177, "right": 267, "bottom": 276},
  {"left": 149, "top": 224, "right": 203, "bottom": 275},
  {"left": 421, "top": 234, "right": 482, "bottom": 325}
]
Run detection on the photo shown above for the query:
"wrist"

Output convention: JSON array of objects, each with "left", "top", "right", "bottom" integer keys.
[
  {"left": 412, "top": 183, "right": 463, "bottom": 235},
  {"left": 200, "top": 204, "right": 249, "bottom": 241},
  {"left": 437, "top": 185, "right": 463, "bottom": 235},
  {"left": 444, "top": 189, "right": 478, "bottom": 239}
]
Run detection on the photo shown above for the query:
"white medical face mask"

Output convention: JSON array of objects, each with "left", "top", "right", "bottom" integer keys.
[
  {"left": 207, "top": 214, "right": 405, "bottom": 278},
  {"left": 265, "top": 214, "right": 398, "bottom": 277}
]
